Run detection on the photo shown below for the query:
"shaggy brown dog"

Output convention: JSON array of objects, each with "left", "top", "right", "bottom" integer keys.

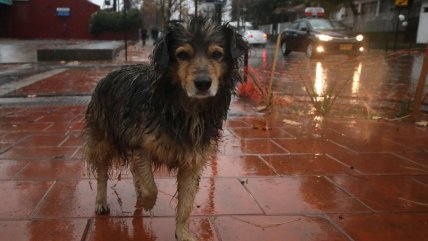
[{"left": 83, "top": 17, "right": 247, "bottom": 241}]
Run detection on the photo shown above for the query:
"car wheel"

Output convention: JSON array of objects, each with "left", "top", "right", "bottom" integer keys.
[
  {"left": 306, "top": 43, "right": 315, "bottom": 58},
  {"left": 281, "top": 41, "right": 291, "bottom": 56}
]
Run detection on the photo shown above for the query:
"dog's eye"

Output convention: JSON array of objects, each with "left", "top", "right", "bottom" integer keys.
[
  {"left": 211, "top": 51, "right": 223, "bottom": 60},
  {"left": 176, "top": 51, "right": 190, "bottom": 61}
]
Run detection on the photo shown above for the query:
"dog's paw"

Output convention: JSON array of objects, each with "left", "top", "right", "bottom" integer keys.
[
  {"left": 95, "top": 203, "right": 110, "bottom": 215},
  {"left": 135, "top": 192, "right": 157, "bottom": 211},
  {"left": 175, "top": 228, "right": 195, "bottom": 241}
]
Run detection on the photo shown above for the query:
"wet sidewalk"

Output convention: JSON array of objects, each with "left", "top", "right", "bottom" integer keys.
[{"left": 0, "top": 43, "right": 428, "bottom": 241}]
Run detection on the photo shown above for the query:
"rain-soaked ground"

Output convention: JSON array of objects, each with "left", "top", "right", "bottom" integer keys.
[{"left": 0, "top": 41, "right": 427, "bottom": 241}]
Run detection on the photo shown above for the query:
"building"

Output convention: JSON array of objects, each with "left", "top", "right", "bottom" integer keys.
[{"left": 0, "top": 0, "right": 100, "bottom": 39}]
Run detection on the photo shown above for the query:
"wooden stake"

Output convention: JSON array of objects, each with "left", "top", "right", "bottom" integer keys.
[
  {"left": 412, "top": 45, "right": 428, "bottom": 118},
  {"left": 266, "top": 34, "right": 282, "bottom": 108}
]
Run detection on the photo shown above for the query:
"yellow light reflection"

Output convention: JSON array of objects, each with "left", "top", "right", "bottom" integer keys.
[
  {"left": 352, "top": 63, "right": 362, "bottom": 96},
  {"left": 314, "top": 62, "right": 327, "bottom": 100}
]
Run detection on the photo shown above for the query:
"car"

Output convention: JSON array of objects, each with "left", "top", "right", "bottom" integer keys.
[
  {"left": 242, "top": 30, "right": 268, "bottom": 47},
  {"left": 280, "top": 18, "right": 365, "bottom": 58}
]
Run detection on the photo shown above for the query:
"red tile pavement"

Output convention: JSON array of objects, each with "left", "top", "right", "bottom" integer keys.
[
  {"left": 243, "top": 177, "right": 370, "bottom": 214},
  {"left": 0, "top": 219, "right": 88, "bottom": 241},
  {"left": 328, "top": 214, "right": 428, "bottom": 241},
  {"left": 0, "top": 180, "right": 54, "bottom": 218},
  {"left": 329, "top": 153, "right": 428, "bottom": 175},
  {"left": 87, "top": 217, "right": 218, "bottom": 241},
  {"left": 261, "top": 154, "right": 354, "bottom": 176},
  {"left": 6, "top": 67, "right": 116, "bottom": 97},
  {"left": 0, "top": 100, "right": 428, "bottom": 240},
  {"left": 213, "top": 216, "right": 350, "bottom": 241}
]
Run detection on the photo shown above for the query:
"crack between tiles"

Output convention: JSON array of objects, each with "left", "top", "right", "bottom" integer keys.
[
  {"left": 257, "top": 154, "right": 281, "bottom": 176},
  {"left": 324, "top": 214, "right": 356, "bottom": 241},
  {"left": 236, "top": 178, "right": 267, "bottom": 215},
  {"left": 80, "top": 218, "right": 92, "bottom": 241},
  {"left": 30, "top": 180, "right": 57, "bottom": 218},
  {"left": 324, "top": 176, "right": 376, "bottom": 213}
]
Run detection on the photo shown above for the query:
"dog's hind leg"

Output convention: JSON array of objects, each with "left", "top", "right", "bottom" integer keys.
[
  {"left": 175, "top": 165, "right": 203, "bottom": 241},
  {"left": 130, "top": 152, "right": 158, "bottom": 211}
]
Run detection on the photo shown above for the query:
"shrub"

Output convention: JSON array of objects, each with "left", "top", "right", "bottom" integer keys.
[{"left": 89, "top": 9, "right": 143, "bottom": 34}]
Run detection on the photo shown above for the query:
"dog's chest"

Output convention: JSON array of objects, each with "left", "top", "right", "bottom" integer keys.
[{"left": 141, "top": 131, "right": 213, "bottom": 168}]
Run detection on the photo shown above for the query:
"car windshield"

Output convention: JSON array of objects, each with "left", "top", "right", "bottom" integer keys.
[{"left": 308, "top": 19, "right": 347, "bottom": 30}]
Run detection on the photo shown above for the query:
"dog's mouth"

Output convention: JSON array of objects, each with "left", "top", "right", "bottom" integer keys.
[{"left": 193, "top": 90, "right": 213, "bottom": 99}]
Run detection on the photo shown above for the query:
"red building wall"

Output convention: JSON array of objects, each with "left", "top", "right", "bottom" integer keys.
[{"left": 0, "top": 0, "right": 101, "bottom": 39}]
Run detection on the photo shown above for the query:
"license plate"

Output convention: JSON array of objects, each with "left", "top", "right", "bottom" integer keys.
[{"left": 340, "top": 44, "right": 353, "bottom": 50}]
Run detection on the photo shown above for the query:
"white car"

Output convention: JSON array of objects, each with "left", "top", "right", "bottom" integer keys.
[{"left": 242, "top": 30, "right": 267, "bottom": 47}]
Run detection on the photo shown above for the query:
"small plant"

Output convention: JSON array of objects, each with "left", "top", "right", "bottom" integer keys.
[{"left": 395, "top": 99, "right": 413, "bottom": 117}]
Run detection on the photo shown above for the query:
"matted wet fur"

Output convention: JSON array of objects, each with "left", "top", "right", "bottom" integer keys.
[{"left": 83, "top": 17, "right": 247, "bottom": 241}]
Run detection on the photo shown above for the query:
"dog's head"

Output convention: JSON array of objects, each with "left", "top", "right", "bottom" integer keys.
[{"left": 152, "top": 17, "right": 248, "bottom": 99}]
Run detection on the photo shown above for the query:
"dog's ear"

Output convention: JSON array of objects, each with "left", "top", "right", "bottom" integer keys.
[
  {"left": 153, "top": 31, "right": 170, "bottom": 69},
  {"left": 223, "top": 24, "right": 249, "bottom": 60}
]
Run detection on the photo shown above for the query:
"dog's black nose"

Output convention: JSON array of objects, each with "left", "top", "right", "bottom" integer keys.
[{"left": 194, "top": 76, "right": 212, "bottom": 91}]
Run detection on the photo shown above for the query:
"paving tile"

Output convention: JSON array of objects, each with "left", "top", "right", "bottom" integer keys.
[
  {"left": 0, "top": 122, "right": 52, "bottom": 132},
  {"left": 35, "top": 113, "right": 82, "bottom": 122},
  {"left": 87, "top": 217, "right": 218, "bottom": 241},
  {"left": 261, "top": 154, "right": 353, "bottom": 175},
  {"left": 329, "top": 153, "right": 428, "bottom": 175},
  {"left": 6, "top": 67, "right": 114, "bottom": 97},
  {"left": 0, "top": 146, "right": 78, "bottom": 159},
  {"left": 0, "top": 114, "right": 43, "bottom": 123},
  {"left": 329, "top": 175, "right": 428, "bottom": 212},
  {"left": 202, "top": 156, "right": 278, "bottom": 177},
  {"left": 327, "top": 132, "right": 415, "bottom": 153},
  {"left": 244, "top": 177, "right": 369, "bottom": 214},
  {"left": 225, "top": 119, "right": 251, "bottom": 128},
  {"left": 230, "top": 127, "right": 294, "bottom": 138},
  {"left": 0, "top": 160, "right": 28, "bottom": 179},
  {"left": 328, "top": 214, "right": 428, "bottom": 241},
  {"left": 386, "top": 137, "right": 428, "bottom": 151},
  {"left": 36, "top": 179, "right": 176, "bottom": 218},
  {"left": 15, "top": 159, "right": 88, "bottom": 180},
  {"left": 273, "top": 138, "right": 352, "bottom": 154},
  {"left": 214, "top": 215, "right": 350, "bottom": 241},
  {"left": 217, "top": 135, "right": 243, "bottom": 155},
  {"left": 395, "top": 152, "right": 428, "bottom": 167},
  {"left": 0, "top": 132, "right": 31, "bottom": 143},
  {"left": 239, "top": 139, "right": 288, "bottom": 154},
  {"left": 15, "top": 134, "right": 67, "bottom": 147},
  {"left": 42, "top": 122, "right": 84, "bottom": 132},
  {"left": 37, "top": 178, "right": 262, "bottom": 218},
  {"left": 60, "top": 135, "right": 84, "bottom": 147},
  {"left": 0, "top": 219, "right": 88, "bottom": 241},
  {"left": 0, "top": 180, "right": 54, "bottom": 218},
  {"left": 193, "top": 178, "right": 263, "bottom": 215}
]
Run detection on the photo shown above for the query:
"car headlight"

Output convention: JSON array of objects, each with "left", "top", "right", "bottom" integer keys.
[
  {"left": 356, "top": 34, "right": 364, "bottom": 41},
  {"left": 316, "top": 34, "right": 333, "bottom": 41}
]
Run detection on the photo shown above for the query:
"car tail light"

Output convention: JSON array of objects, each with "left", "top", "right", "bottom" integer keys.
[{"left": 248, "top": 34, "right": 253, "bottom": 38}]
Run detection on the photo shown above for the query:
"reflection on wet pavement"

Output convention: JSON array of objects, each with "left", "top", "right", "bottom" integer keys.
[{"left": 0, "top": 44, "right": 427, "bottom": 240}]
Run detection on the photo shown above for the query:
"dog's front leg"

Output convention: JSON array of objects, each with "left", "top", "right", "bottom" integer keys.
[
  {"left": 175, "top": 166, "right": 202, "bottom": 241},
  {"left": 95, "top": 164, "right": 110, "bottom": 214},
  {"left": 130, "top": 153, "right": 158, "bottom": 211}
]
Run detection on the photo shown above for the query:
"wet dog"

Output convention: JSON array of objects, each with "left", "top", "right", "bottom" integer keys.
[{"left": 83, "top": 17, "right": 247, "bottom": 241}]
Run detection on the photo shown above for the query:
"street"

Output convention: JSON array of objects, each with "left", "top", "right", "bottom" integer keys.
[{"left": 245, "top": 45, "right": 426, "bottom": 117}]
